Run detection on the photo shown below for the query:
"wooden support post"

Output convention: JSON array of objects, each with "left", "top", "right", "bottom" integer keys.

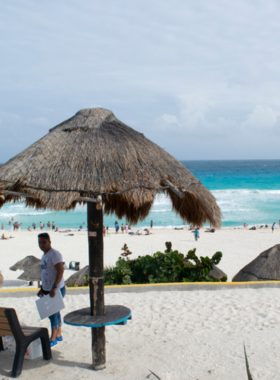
[
  {"left": 162, "top": 178, "right": 184, "bottom": 198},
  {"left": 87, "top": 201, "right": 106, "bottom": 370},
  {"left": 91, "top": 327, "right": 106, "bottom": 370}
]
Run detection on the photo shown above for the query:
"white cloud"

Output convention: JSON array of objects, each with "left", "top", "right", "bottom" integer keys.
[
  {"left": 241, "top": 105, "right": 280, "bottom": 130},
  {"left": 1, "top": 0, "right": 280, "bottom": 160},
  {"left": 157, "top": 114, "right": 178, "bottom": 124}
]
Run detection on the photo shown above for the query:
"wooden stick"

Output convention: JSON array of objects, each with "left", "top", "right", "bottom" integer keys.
[
  {"left": 1, "top": 190, "right": 35, "bottom": 198},
  {"left": 162, "top": 179, "right": 184, "bottom": 198},
  {"left": 91, "top": 327, "right": 106, "bottom": 370},
  {"left": 163, "top": 180, "right": 213, "bottom": 222},
  {"left": 1, "top": 190, "right": 97, "bottom": 203},
  {"left": 87, "top": 201, "right": 106, "bottom": 369}
]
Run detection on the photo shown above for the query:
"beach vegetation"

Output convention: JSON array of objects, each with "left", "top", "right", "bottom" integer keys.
[
  {"left": 244, "top": 344, "right": 253, "bottom": 379},
  {"left": 96, "top": 242, "right": 224, "bottom": 285}
]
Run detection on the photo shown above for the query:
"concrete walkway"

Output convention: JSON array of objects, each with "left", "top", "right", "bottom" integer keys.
[{"left": 1, "top": 281, "right": 280, "bottom": 297}]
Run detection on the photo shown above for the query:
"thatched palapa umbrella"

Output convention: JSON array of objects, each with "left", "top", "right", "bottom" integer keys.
[
  {"left": 10, "top": 255, "right": 41, "bottom": 286},
  {"left": 0, "top": 108, "right": 221, "bottom": 370},
  {"left": 0, "top": 108, "right": 221, "bottom": 226},
  {"left": 10, "top": 256, "right": 41, "bottom": 272},
  {"left": 233, "top": 245, "right": 280, "bottom": 282},
  {"left": 65, "top": 265, "right": 89, "bottom": 287}
]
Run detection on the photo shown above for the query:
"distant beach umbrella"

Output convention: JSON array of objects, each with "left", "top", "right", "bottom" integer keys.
[
  {"left": 65, "top": 265, "right": 89, "bottom": 287},
  {"left": 17, "top": 263, "right": 41, "bottom": 282},
  {"left": 10, "top": 256, "right": 41, "bottom": 272},
  {"left": 209, "top": 264, "right": 227, "bottom": 280},
  {"left": 0, "top": 107, "right": 221, "bottom": 370},
  {"left": 0, "top": 271, "right": 4, "bottom": 288},
  {"left": 233, "top": 244, "right": 280, "bottom": 281},
  {"left": 0, "top": 108, "right": 221, "bottom": 227}
]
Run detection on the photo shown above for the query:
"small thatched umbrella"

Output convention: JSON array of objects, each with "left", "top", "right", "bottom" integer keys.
[
  {"left": 17, "top": 263, "right": 42, "bottom": 286},
  {"left": 0, "top": 271, "right": 4, "bottom": 288},
  {"left": 10, "top": 256, "right": 41, "bottom": 286},
  {"left": 209, "top": 264, "right": 227, "bottom": 281},
  {"left": 65, "top": 266, "right": 89, "bottom": 287},
  {"left": 10, "top": 256, "right": 41, "bottom": 272},
  {"left": 233, "top": 245, "right": 280, "bottom": 281},
  {"left": 0, "top": 108, "right": 221, "bottom": 369}
]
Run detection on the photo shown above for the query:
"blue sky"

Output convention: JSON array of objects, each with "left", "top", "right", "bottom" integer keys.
[{"left": 1, "top": 0, "right": 280, "bottom": 162}]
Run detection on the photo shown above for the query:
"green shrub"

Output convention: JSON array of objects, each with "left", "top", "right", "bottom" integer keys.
[{"left": 102, "top": 242, "right": 224, "bottom": 285}]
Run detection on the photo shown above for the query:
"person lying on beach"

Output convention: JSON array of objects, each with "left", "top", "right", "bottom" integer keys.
[
  {"left": 136, "top": 230, "right": 142, "bottom": 235},
  {"left": 27, "top": 227, "right": 31, "bottom": 231},
  {"left": 144, "top": 229, "right": 152, "bottom": 235},
  {"left": 174, "top": 227, "right": 183, "bottom": 230},
  {"left": 1, "top": 234, "right": 14, "bottom": 240},
  {"left": 205, "top": 228, "right": 215, "bottom": 233}
]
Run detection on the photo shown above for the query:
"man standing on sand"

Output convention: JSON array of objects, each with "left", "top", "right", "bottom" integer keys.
[
  {"left": 272, "top": 222, "right": 276, "bottom": 233},
  {"left": 37, "top": 233, "right": 65, "bottom": 347}
]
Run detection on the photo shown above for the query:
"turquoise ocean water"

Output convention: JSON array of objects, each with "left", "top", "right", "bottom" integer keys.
[{"left": 1, "top": 160, "right": 280, "bottom": 230}]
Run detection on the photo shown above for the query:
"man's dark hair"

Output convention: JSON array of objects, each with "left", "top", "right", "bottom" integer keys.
[{"left": 38, "top": 233, "right": 50, "bottom": 241}]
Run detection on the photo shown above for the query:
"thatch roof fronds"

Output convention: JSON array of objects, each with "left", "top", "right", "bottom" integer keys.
[
  {"left": 10, "top": 256, "right": 41, "bottom": 271},
  {"left": 0, "top": 108, "right": 221, "bottom": 227},
  {"left": 17, "top": 263, "right": 41, "bottom": 281},
  {"left": 233, "top": 245, "right": 280, "bottom": 281},
  {"left": 65, "top": 266, "right": 89, "bottom": 287}
]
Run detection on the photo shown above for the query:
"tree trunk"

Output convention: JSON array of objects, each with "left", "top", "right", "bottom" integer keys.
[{"left": 87, "top": 202, "right": 106, "bottom": 369}]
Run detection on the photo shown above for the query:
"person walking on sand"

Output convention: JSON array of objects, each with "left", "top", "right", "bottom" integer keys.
[
  {"left": 37, "top": 232, "right": 65, "bottom": 348},
  {"left": 125, "top": 223, "right": 129, "bottom": 233},
  {"left": 121, "top": 223, "right": 125, "bottom": 233},
  {"left": 272, "top": 222, "right": 276, "bottom": 233},
  {"left": 47, "top": 221, "right": 51, "bottom": 230},
  {"left": 194, "top": 228, "right": 199, "bottom": 241},
  {"left": 106, "top": 226, "right": 110, "bottom": 236},
  {"left": 32, "top": 222, "right": 36, "bottom": 231},
  {"left": 115, "top": 222, "right": 119, "bottom": 233},
  {"left": 40, "top": 221, "right": 43, "bottom": 230},
  {"left": 150, "top": 220, "right": 153, "bottom": 229},
  {"left": 52, "top": 221, "right": 55, "bottom": 230}
]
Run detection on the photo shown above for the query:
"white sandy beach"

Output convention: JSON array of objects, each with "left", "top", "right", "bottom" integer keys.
[
  {"left": 1, "top": 228, "right": 280, "bottom": 379},
  {"left": 0, "top": 227, "right": 280, "bottom": 285},
  {"left": 1, "top": 289, "right": 280, "bottom": 379}
]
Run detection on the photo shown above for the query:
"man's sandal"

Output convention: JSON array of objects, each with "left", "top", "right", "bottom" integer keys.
[{"left": 50, "top": 339, "right": 57, "bottom": 347}]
